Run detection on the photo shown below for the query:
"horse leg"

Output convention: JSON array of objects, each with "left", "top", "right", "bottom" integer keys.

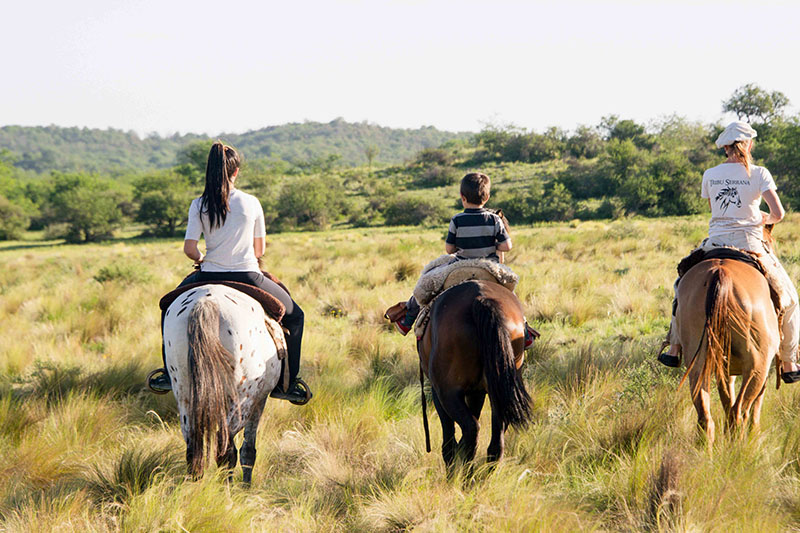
[
  {"left": 216, "top": 432, "right": 237, "bottom": 481},
  {"left": 749, "top": 383, "right": 767, "bottom": 434},
  {"left": 689, "top": 371, "right": 715, "bottom": 447},
  {"left": 487, "top": 405, "right": 507, "bottom": 464},
  {"left": 439, "top": 390, "right": 479, "bottom": 466},
  {"left": 432, "top": 390, "right": 457, "bottom": 471},
  {"left": 733, "top": 369, "right": 767, "bottom": 435},
  {"left": 717, "top": 376, "right": 735, "bottom": 432},
  {"left": 240, "top": 396, "right": 267, "bottom": 486}
]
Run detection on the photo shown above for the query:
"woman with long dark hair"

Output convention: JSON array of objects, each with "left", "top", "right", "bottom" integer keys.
[{"left": 148, "top": 142, "right": 309, "bottom": 403}]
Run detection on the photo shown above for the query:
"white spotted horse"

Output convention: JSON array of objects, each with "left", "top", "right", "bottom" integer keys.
[{"left": 162, "top": 283, "right": 285, "bottom": 484}]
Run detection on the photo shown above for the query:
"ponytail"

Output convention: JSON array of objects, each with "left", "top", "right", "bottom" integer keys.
[
  {"left": 200, "top": 141, "right": 240, "bottom": 229},
  {"left": 724, "top": 140, "right": 752, "bottom": 176}
]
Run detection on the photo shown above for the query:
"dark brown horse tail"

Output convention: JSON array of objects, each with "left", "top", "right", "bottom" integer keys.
[
  {"left": 420, "top": 364, "right": 431, "bottom": 453},
  {"left": 696, "top": 265, "right": 734, "bottom": 399},
  {"left": 187, "top": 296, "right": 236, "bottom": 476},
  {"left": 472, "top": 295, "right": 532, "bottom": 429}
]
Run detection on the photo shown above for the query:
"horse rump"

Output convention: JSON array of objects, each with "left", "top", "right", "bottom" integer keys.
[
  {"left": 186, "top": 295, "right": 237, "bottom": 476},
  {"left": 472, "top": 295, "right": 532, "bottom": 428}
]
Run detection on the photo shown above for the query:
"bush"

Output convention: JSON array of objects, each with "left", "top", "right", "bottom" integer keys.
[
  {"left": 94, "top": 262, "right": 152, "bottom": 285},
  {"left": 382, "top": 195, "right": 450, "bottom": 226},
  {"left": 0, "top": 195, "right": 29, "bottom": 239},
  {"left": 414, "top": 165, "right": 459, "bottom": 188},
  {"left": 275, "top": 176, "right": 347, "bottom": 230}
]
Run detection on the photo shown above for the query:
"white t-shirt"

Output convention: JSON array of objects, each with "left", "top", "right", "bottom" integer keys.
[
  {"left": 701, "top": 163, "right": 776, "bottom": 239},
  {"left": 185, "top": 189, "right": 266, "bottom": 272}
]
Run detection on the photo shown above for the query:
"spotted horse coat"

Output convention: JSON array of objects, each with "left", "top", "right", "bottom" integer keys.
[{"left": 163, "top": 284, "right": 281, "bottom": 483}]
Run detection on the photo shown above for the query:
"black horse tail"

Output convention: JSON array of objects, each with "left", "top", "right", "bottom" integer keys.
[
  {"left": 186, "top": 296, "right": 237, "bottom": 477},
  {"left": 473, "top": 295, "right": 532, "bottom": 429}
]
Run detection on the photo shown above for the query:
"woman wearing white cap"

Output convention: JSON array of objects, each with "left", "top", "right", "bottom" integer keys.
[{"left": 659, "top": 121, "right": 800, "bottom": 383}]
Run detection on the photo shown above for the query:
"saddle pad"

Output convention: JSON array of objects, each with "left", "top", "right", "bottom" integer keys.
[
  {"left": 442, "top": 267, "right": 497, "bottom": 291},
  {"left": 413, "top": 255, "right": 518, "bottom": 306},
  {"left": 678, "top": 246, "right": 765, "bottom": 277},
  {"left": 160, "top": 280, "right": 285, "bottom": 323}
]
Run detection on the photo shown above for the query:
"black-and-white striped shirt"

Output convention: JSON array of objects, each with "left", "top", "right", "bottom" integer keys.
[{"left": 446, "top": 208, "right": 509, "bottom": 259}]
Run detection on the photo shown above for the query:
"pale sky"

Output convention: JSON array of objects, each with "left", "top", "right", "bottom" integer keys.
[{"left": 3, "top": 0, "right": 799, "bottom": 136}]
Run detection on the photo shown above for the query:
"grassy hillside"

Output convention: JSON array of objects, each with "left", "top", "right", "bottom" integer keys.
[
  {"left": 0, "top": 120, "right": 470, "bottom": 174},
  {"left": 3, "top": 216, "right": 800, "bottom": 531}
]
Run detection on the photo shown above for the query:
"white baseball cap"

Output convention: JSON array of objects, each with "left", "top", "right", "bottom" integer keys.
[{"left": 715, "top": 121, "right": 757, "bottom": 148}]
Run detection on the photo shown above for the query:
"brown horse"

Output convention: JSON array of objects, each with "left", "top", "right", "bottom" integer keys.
[
  {"left": 417, "top": 279, "right": 532, "bottom": 470},
  {"left": 675, "top": 257, "right": 779, "bottom": 444}
]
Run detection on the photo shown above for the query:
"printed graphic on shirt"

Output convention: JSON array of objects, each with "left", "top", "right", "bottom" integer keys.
[{"left": 714, "top": 186, "right": 742, "bottom": 213}]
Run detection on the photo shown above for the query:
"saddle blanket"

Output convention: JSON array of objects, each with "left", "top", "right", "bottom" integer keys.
[{"left": 412, "top": 254, "right": 518, "bottom": 307}]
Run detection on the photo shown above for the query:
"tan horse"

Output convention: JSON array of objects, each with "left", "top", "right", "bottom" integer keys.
[{"left": 675, "top": 257, "right": 779, "bottom": 444}]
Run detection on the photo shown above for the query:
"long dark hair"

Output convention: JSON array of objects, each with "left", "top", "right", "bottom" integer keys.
[{"left": 200, "top": 141, "right": 240, "bottom": 229}]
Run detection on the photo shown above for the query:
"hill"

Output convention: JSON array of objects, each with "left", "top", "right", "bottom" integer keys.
[{"left": 0, "top": 120, "right": 471, "bottom": 174}]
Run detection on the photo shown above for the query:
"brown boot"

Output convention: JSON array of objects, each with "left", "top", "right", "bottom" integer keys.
[{"left": 384, "top": 301, "right": 407, "bottom": 323}]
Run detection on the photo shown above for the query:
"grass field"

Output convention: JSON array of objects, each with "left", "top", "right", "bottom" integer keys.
[{"left": 3, "top": 215, "right": 800, "bottom": 531}]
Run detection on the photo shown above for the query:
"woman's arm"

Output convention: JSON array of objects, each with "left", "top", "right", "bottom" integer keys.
[
  {"left": 254, "top": 237, "right": 265, "bottom": 258},
  {"left": 184, "top": 239, "right": 203, "bottom": 263},
  {"left": 445, "top": 243, "right": 457, "bottom": 254},
  {"left": 762, "top": 189, "right": 786, "bottom": 225}
]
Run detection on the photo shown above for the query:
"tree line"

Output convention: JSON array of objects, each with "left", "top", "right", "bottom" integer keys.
[{"left": 1, "top": 84, "right": 798, "bottom": 242}]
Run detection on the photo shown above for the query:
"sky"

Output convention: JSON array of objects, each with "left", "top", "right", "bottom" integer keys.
[{"left": 2, "top": 0, "right": 799, "bottom": 137}]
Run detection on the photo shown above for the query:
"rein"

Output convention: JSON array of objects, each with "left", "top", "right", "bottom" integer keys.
[{"left": 419, "top": 361, "right": 431, "bottom": 453}]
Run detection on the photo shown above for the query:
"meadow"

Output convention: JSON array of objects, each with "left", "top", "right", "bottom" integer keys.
[{"left": 3, "top": 215, "right": 800, "bottom": 531}]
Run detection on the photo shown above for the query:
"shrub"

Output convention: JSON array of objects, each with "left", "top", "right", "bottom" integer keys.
[
  {"left": 382, "top": 196, "right": 449, "bottom": 226},
  {"left": 415, "top": 165, "right": 459, "bottom": 188},
  {"left": 0, "top": 195, "right": 29, "bottom": 240}
]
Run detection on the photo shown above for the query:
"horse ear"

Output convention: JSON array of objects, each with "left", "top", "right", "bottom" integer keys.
[{"left": 496, "top": 208, "right": 503, "bottom": 217}]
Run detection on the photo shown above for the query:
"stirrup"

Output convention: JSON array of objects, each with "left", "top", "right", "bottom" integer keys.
[
  {"left": 271, "top": 378, "right": 313, "bottom": 405},
  {"left": 146, "top": 368, "right": 170, "bottom": 395}
]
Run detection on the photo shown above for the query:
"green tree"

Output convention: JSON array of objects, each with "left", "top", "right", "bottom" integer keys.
[
  {"left": 0, "top": 195, "right": 29, "bottom": 240},
  {"left": 723, "top": 84, "right": 790, "bottom": 124},
  {"left": 133, "top": 172, "right": 192, "bottom": 235},
  {"left": 45, "top": 173, "right": 127, "bottom": 242},
  {"left": 276, "top": 176, "right": 343, "bottom": 230},
  {"left": 365, "top": 145, "right": 380, "bottom": 171},
  {"left": 175, "top": 140, "right": 212, "bottom": 185}
]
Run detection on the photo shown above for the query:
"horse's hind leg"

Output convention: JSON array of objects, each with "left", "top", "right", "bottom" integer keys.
[
  {"left": 216, "top": 432, "right": 237, "bottom": 481},
  {"left": 733, "top": 369, "right": 768, "bottom": 435},
  {"left": 487, "top": 404, "right": 507, "bottom": 463},
  {"left": 689, "top": 372, "right": 715, "bottom": 447},
  {"left": 717, "top": 376, "right": 735, "bottom": 431},
  {"left": 241, "top": 396, "right": 267, "bottom": 486},
  {"left": 432, "top": 389, "right": 457, "bottom": 470},
  {"left": 438, "top": 390, "right": 479, "bottom": 466}
]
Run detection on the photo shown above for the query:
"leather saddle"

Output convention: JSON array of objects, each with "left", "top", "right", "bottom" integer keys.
[
  {"left": 678, "top": 247, "right": 765, "bottom": 278},
  {"left": 677, "top": 247, "right": 781, "bottom": 315},
  {"left": 160, "top": 272, "right": 287, "bottom": 323}
]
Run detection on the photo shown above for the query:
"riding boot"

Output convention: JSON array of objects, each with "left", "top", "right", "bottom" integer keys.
[
  {"left": 270, "top": 303, "right": 312, "bottom": 404},
  {"left": 147, "top": 308, "right": 172, "bottom": 393}
]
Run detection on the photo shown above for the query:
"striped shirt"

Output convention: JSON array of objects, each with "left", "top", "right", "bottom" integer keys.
[{"left": 446, "top": 208, "right": 510, "bottom": 260}]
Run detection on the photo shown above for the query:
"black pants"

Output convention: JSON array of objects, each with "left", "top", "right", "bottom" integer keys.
[{"left": 163, "top": 271, "right": 304, "bottom": 382}]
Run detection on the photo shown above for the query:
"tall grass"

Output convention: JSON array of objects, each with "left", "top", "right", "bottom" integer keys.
[{"left": 3, "top": 215, "right": 800, "bottom": 530}]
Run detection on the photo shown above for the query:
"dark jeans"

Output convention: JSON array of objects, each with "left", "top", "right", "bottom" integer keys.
[{"left": 162, "top": 270, "right": 304, "bottom": 383}]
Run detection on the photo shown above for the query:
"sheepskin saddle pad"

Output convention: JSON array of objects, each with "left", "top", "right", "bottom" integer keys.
[
  {"left": 160, "top": 280, "right": 285, "bottom": 323},
  {"left": 412, "top": 254, "right": 519, "bottom": 307}
]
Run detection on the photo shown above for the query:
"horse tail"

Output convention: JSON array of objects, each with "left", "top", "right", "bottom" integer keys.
[
  {"left": 473, "top": 295, "right": 532, "bottom": 429},
  {"left": 186, "top": 296, "right": 236, "bottom": 476},
  {"left": 697, "top": 264, "right": 744, "bottom": 398}
]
